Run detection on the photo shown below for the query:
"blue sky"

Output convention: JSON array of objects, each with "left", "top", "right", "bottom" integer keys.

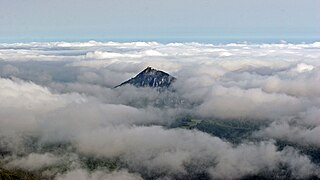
[{"left": 0, "top": 0, "right": 319, "bottom": 43}]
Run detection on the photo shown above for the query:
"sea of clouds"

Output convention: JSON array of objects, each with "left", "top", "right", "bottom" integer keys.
[{"left": 0, "top": 41, "right": 320, "bottom": 179}]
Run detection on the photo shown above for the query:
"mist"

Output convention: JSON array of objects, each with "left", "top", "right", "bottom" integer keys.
[{"left": 1, "top": 41, "right": 320, "bottom": 179}]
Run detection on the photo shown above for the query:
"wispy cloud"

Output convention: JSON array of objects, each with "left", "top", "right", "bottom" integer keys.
[{"left": 1, "top": 41, "right": 320, "bottom": 179}]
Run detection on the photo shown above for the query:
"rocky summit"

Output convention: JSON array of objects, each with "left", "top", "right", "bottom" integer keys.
[{"left": 115, "top": 67, "right": 176, "bottom": 88}]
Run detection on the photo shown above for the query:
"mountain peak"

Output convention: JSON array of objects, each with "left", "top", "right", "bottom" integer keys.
[
  {"left": 115, "top": 67, "right": 176, "bottom": 88},
  {"left": 144, "top": 66, "right": 153, "bottom": 72},
  {"left": 140, "top": 66, "right": 156, "bottom": 74}
]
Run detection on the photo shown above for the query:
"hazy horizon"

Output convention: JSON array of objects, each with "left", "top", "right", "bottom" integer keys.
[{"left": 0, "top": 36, "right": 319, "bottom": 45}]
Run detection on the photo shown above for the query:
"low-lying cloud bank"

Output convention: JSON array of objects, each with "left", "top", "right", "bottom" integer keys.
[{"left": 0, "top": 41, "right": 320, "bottom": 179}]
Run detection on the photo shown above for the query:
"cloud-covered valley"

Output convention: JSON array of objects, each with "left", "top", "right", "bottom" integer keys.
[{"left": 1, "top": 41, "right": 320, "bottom": 179}]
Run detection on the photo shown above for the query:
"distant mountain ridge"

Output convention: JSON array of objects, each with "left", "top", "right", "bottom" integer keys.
[{"left": 115, "top": 67, "right": 176, "bottom": 88}]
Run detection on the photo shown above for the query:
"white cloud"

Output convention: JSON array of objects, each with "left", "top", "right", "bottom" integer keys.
[
  {"left": 56, "top": 169, "right": 143, "bottom": 180},
  {"left": 1, "top": 41, "right": 320, "bottom": 179},
  {"left": 4, "top": 153, "right": 61, "bottom": 171},
  {"left": 294, "top": 63, "right": 314, "bottom": 73}
]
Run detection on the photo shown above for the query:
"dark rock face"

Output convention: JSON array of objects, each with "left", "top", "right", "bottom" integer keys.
[{"left": 115, "top": 67, "right": 176, "bottom": 88}]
